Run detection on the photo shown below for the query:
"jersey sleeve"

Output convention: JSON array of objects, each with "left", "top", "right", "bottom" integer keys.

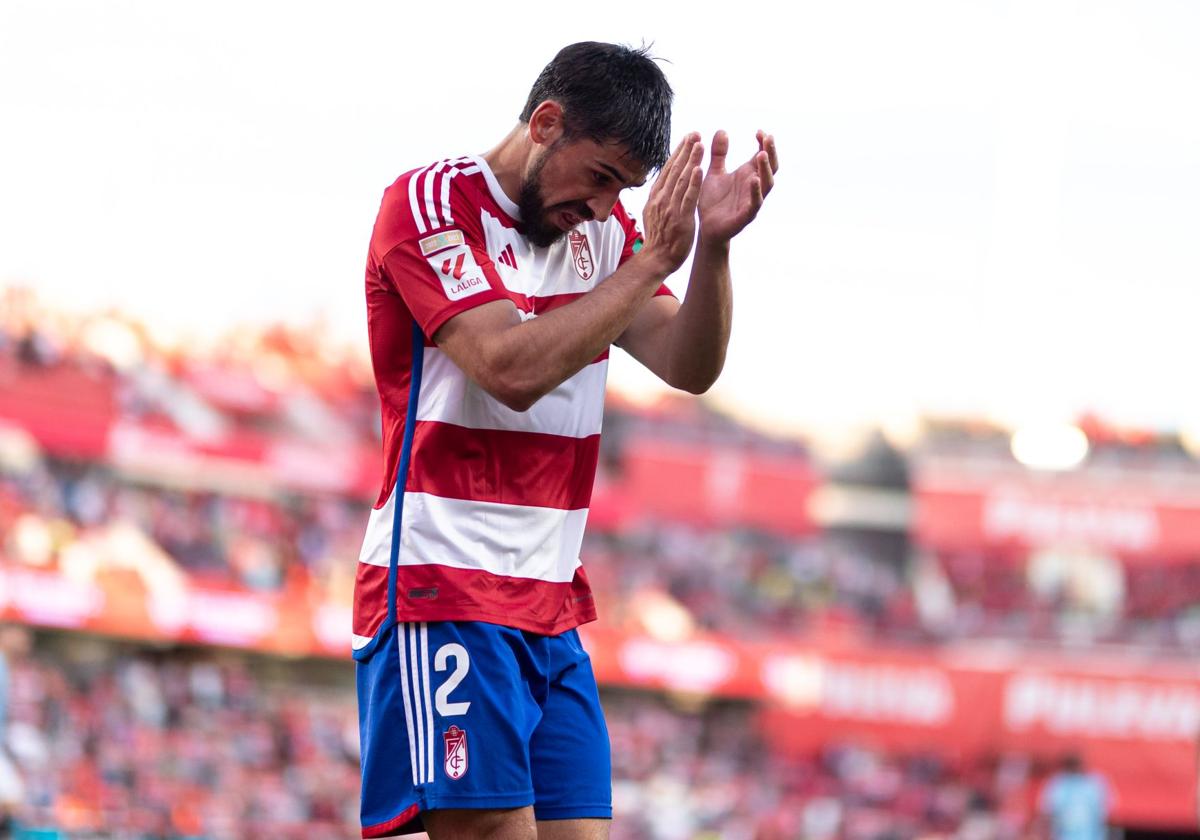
[
  {"left": 613, "top": 201, "right": 674, "bottom": 298},
  {"left": 372, "top": 167, "right": 507, "bottom": 338},
  {"left": 379, "top": 234, "right": 506, "bottom": 338}
]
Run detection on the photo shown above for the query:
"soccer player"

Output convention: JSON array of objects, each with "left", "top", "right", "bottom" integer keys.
[{"left": 354, "top": 41, "right": 777, "bottom": 839}]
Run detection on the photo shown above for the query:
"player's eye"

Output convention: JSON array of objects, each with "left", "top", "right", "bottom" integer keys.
[{"left": 592, "top": 171, "right": 611, "bottom": 186}]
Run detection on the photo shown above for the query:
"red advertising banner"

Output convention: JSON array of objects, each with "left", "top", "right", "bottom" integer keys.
[
  {"left": 915, "top": 462, "right": 1200, "bottom": 560},
  {"left": 621, "top": 439, "right": 816, "bottom": 534},
  {"left": 0, "top": 363, "right": 116, "bottom": 458},
  {"left": 757, "top": 645, "right": 1200, "bottom": 828},
  {"left": 106, "top": 420, "right": 383, "bottom": 498}
]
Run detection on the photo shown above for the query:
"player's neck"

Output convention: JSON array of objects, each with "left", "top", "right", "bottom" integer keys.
[{"left": 482, "top": 125, "right": 531, "bottom": 209}]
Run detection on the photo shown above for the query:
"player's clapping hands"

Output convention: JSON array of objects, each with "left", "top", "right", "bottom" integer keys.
[{"left": 639, "top": 131, "right": 777, "bottom": 276}]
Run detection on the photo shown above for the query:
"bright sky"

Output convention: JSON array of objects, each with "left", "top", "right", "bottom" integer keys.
[{"left": 2, "top": 0, "right": 1198, "bottom": 441}]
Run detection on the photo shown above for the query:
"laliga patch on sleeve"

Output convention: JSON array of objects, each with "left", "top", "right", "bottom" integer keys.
[
  {"left": 419, "top": 229, "right": 465, "bottom": 256},
  {"left": 427, "top": 245, "right": 489, "bottom": 301}
]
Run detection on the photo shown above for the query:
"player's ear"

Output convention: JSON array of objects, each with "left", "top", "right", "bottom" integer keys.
[{"left": 527, "top": 100, "right": 565, "bottom": 148}]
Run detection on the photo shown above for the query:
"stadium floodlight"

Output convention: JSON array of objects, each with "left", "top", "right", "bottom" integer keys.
[
  {"left": 1180, "top": 425, "right": 1200, "bottom": 459},
  {"left": 1010, "top": 423, "right": 1089, "bottom": 471}
]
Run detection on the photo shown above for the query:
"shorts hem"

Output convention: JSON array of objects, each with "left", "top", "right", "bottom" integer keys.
[
  {"left": 362, "top": 801, "right": 421, "bottom": 838},
  {"left": 533, "top": 805, "right": 613, "bottom": 820},
  {"left": 403, "top": 612, "right": 596, "bottom": 637},
  {"left": 423, "top": 791, "right": 536, "bottom": 810}
]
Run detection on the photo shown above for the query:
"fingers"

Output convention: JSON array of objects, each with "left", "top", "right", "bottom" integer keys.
[
  {"left": 751, "top": 130, "right": 777, "bottom": 198},
  {"left": 653, "top": 132, "right": 700, "bottom": 200},
  {"left": 648, "top": 136, "right": 685, "bottom": 198},
  {"left": 671, "top": 141, "right": 704, "bottom": 210},
  {"left": 762, "top": 131, "right": 779, "bottom": 173},
  {"left": 756, "top": 150, "right": 774, "bottom": 197},
  {"left": 749, "top": 176, "right": 764, "bottom": 212},
  {"left": 681, "top": 165, "right": 703, "bottom": 217},
  {"left": 708, "top": 130, "right": 729, "bottom": 176}
]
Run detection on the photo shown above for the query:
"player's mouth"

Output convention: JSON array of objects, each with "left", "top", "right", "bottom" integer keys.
[{"left": 557, "top": 207, "right": 590, "bottom": 230}]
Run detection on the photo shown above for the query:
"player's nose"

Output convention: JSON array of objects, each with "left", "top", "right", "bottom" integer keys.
[{"left": 585, "top": 196, "right": 615, "bottom": 223}]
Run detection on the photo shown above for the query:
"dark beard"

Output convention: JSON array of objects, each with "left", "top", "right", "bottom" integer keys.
[{"left": 516, "top": 147, "right": 593, "bottom": 248}]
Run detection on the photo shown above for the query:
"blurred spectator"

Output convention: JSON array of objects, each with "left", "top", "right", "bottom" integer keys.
[{"left": 1038, "top": 753, "right": 1111, "bottom": 840}]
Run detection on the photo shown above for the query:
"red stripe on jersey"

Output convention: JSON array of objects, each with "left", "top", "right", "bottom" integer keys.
[
  {"left": 353, "top": 562, "right": 391, "bottom": 640},
  {"left": 407, "top": 421, "right": 599, "bottom": 510},
  {"left": 353, "top": 562, "right": 596, "bottom": 639}
]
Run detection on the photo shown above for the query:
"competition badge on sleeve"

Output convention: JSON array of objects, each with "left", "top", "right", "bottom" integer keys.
[
  {"left": 427, "top": 245, "right": 489, "bottom": 301},
  {"left": 568, "top": 230, "right": 594, "bottom": 281},
  {"left": 443, "top": 725, "right": 468, "bottom": 780}
]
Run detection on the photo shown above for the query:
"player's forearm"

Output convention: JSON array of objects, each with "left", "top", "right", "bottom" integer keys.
[
  {"left": 662, "top": 237, "right": 732, "bottom": 394},
  {"left": 483, "top": 251, "right": 671, "bottom": 410}
]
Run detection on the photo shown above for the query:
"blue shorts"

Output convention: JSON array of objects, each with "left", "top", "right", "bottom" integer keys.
[{"left": 356, "top": 621, "right": 612, "bottom": 837}]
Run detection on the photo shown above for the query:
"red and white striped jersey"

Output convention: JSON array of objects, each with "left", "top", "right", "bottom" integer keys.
[{"left": 352, "top": 155, "right": 671, "bottom": 654}]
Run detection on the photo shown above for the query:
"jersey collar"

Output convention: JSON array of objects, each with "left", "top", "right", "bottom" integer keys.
[{"left": 469, "top": 154, "right": 521, "bottom": 222}]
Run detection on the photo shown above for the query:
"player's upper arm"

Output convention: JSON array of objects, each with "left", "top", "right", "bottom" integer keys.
[
  {"left": 379, "top": 207, "right": 542, "bottom": 410},
  {"left": 380, "top": 237, "right": 537, "bottom": 409}
]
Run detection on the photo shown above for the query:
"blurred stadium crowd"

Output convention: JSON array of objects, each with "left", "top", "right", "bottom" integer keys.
[
  {"left": 6, "top": 445, "right": 1199, "bottom": 652},
  {"left": 2, "top": 288, "right": 1196, "bottom": 837}
]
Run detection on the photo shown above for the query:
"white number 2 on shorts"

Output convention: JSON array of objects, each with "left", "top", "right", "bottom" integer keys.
[{"left": 434, "top": 643, "right": 471, "bottom": 716}]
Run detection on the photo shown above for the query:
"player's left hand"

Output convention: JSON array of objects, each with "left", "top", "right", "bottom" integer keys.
[{"left": 697, "top": 130, "right": 778, "bottom": 244}]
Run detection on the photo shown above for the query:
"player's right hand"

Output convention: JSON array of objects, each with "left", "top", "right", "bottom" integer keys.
[{"left": 638, "top": 133, "right": 704, "bottom": 276}]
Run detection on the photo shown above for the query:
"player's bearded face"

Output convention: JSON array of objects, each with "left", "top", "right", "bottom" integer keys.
[{"left": 517, "top": 141, "right": 594, "bottom": 248}]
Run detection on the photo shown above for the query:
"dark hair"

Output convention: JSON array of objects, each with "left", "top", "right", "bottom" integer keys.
[{"left": 519, "top": 42, "right": 673, "bottom": 171}]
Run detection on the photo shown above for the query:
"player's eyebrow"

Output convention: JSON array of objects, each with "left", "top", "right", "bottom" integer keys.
[{"left": 598, "top": 161, "right": 646, "bottom": 188}]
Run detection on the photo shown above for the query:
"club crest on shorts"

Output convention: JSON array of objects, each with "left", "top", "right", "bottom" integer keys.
[
  {"left": 443, "top": 725, "right": 468, "bottom": 780},
  {"left": 568, "top": 230, "right": 594, "bottom": 281}
]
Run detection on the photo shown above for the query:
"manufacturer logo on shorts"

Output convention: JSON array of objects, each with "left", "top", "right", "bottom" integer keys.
[
  {"left": 443, "top": 725, "right": 468, "bottom": 780},
  {"left": 568, "top": 230, "right": 594, "bottom": 281}
]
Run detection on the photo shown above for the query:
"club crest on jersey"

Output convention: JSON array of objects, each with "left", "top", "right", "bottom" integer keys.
[
  {"left": 443, "top": 725, "right": 468, "bottom": 780},
  {"left": 568, "top": 230, "right": 594, "bottom": 281},
  {"left": 427, "top": 245, "right": 488, "bottom": 301}
]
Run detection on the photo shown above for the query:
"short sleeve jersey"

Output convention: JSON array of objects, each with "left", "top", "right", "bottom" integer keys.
[{"left": 352, "top": 155, "right": 672, "bottom": 656}]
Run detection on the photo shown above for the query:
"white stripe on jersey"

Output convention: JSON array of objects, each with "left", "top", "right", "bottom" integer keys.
[
  {"left": 396, "top": 626, "right": 421, "bottom": 784},
  {"left": 407, "top": 157, "right": 476, "bottom": 233},
  {"left": 440, "top": 165, "right": 480, "bottom": 225},
  {"left": 424, "top": 160, "right": 448, "bottom": 231},
  {"left": 408, "top": 163, "right": 434, "bottom": 235},
  {"left": 359, "top": 488, "right": 587, "bottom": 582},
  {"left": 417, "top": 348, "right": 607, "bottom": 439}
]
